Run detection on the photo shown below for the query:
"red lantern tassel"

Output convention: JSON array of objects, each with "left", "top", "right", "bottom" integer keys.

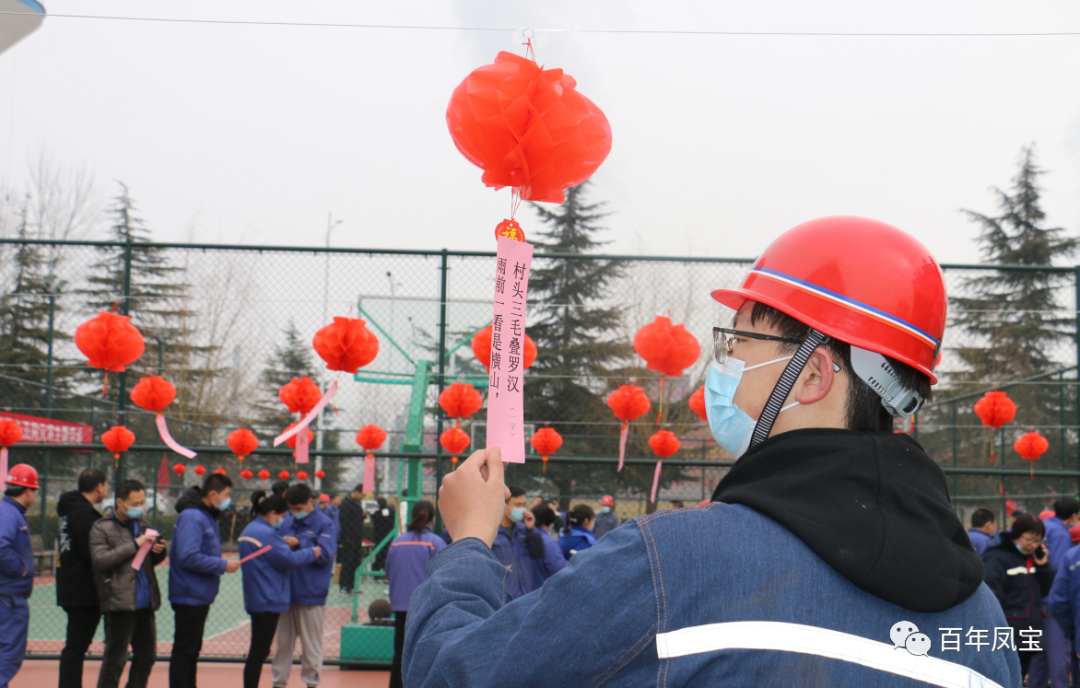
[
  {"left": 989, "top": 428, "right": 995, "bottom": 464},
  {"left": 657, "top": 376, "right": 666, "bottom": 427},
  {"left": 362, "top": 452, "right": 376, "bottom": 495},
  {"left": 651, "top": 460, "right": 663, "bottom": 503},
  {"left": 113, "top": 452, "right": 120, "bottom": 471},
  {"left": 618, "top": 420, "right": 629, "bottom": 472},
  {"left": 542, "top": 455, "right": 548, "bottom": 475}
]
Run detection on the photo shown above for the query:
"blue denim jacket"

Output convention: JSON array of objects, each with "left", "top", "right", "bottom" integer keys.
[{"left": 405, "top": 504, "right": 1020, "bottom": 687}]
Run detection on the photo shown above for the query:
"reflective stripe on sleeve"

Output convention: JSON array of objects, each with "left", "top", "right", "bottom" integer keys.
[
  {"left": 238, "top": 536, "right": 262, "bottom": 547},
  {"left": 655, "top": 621, "right": 1004, "bottom": 688}
]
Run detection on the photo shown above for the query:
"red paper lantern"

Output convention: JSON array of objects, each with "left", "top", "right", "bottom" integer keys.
[
  {"left": 258, "top": 469, "right": 271, "bottom": 481},
  {"left": 193, "top": 465, "right": 206, "bottom": 476},
  {"left": 240, "top": 469, "right": 254, "bottom": 481},
  {"left": 447, "top": 51, "right": 612, "bottom": 204},
  {"left": 439, "top": 383, "right": 483, "bottom": 420},
  {"left": 530, "top": 427, "right": 563, "bottom": 475},
  {"left": 0, "top": 419, "right": 23, "bottom": 447},
  {"left": 356, "top": 425, "right": 388, "bottom": 452},
  {"left": 974, "top": 391, "right": 1017, "bottom": 429},
  {"left": 75, "top": 311, "right": 145, "bottom": 372},
  {"left": 173, "top": 463, "right": 186, "bottom": 476},
  {"left": 634, "top": 316, "right": 701, "bottom": 378},
  {"left": 471, "top": 326, "right": 537, "bottom": 372},
  {"left": 648, "top": 430, "right": 680, "bottom": 458},
  {"left": 130, "top": 376, "right": 177, "bottom": 413},
  {"left": 284, "top": 423, "right": 314, "bottom": 450},
  {"left": 440, "top": 427, "right": 471, "bottom": 467},
  {"left": 1015, "top": 430, "right": 1050, "bottom": 480},
  {"left": 102, "top": 426, "right": 136, "bottom": 456},
  {"left": 214, "top": 467, "right": 227, "bottom": 475},
  {"left": 279, "top": 470, "right": 291, "bottom": 480},
  {"left": 313, "top": 317, "right": 379, "bottom": 374},
  {"left": 688, "top": 386, "right": 707, "bottom": 421},
  {"left": 297, "top": 470, "right": 308, "bottom": 481},
  {"left": 607, "top": 385, "right": 651, "bottom": 422},
  {"left": 315, "top": 470, "right": 326, "bottom": 479},
  {"left": 279, "top": 377, "right": 323, "bottom": 416},
  {"left": 227, "top": 429, "right": 259, "bottom": 461}
]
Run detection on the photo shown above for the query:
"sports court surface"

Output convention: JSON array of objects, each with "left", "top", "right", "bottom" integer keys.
[{"left": 12, "top": 661, "right": 389, "bottom": 687}]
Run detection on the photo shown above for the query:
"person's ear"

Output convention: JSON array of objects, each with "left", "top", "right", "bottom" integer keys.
[{"left": 794, "top": 347, "right": 836, "bottom": 405}]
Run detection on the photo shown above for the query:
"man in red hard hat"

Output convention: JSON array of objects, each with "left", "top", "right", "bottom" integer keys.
[
  {"left": 594, "top": 495, "right": 620, "bottom": 538},
  {"left": 403, "top": 217, "right": 1019, "bottom": 687},
  {"left": 0, "top": 464, "right": 40, "bottom": 687}
]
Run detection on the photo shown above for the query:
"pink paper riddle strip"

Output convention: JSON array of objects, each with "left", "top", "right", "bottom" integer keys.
[
  {"left": 0, "top": 447, "right": 7, "bottom": 486},
  {"left": 131, "top": 528, "right": 160, "bottom": 570},
  {"left": 295, "top": 427, "right": 310, "bottom": 464},
  {"left": 650, "top": 461, "right": 663, "bottom": 504},
  {"left": 273, "top": 381, "right": 338, "bottom": 448},
  {"left": 618, "top": 421, "right": 629, "bottom": 472},
  {"left": 239, "top": 545, "right": 272, "bottom": 564},
  {"left": 486, "top": 237, "right": 534, "bottom": 464},
  {"left": 362, "top": 454, "right": 376, "bottom": 495},
  {"left": 156, "top": 415, "right": 196, "bottom": 459}
]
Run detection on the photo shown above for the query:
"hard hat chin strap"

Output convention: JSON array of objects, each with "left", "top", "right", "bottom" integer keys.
[{"left": 750, "top": 329, "right": 829, "bottom": 450}]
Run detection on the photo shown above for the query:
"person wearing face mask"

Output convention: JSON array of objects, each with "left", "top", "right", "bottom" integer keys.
[
  {"left": 593, "top": 495, "right": 620, "bottom": 538},
  {"left": 0, "top": 465, "right": 40, "bottom": 688},
  {"left": 239, "top": 491, "right": 320, "bottom": 688},
  {"left": 490, "top": 485, "right": 545, "bottom": 599},
  {"left": 55, "top": 467, "right": 108, "bottom": 688},
  {"left": 402, "top": 217, "right": 1020, "bottom": 688},
  {"left": 89, "top": 479, "right": 168, "bottom": 688},
  {"left": 168, "top": 472, "right": 240, "bottom": 688},
  {"left": 273, "top": 483, "right": 336, "bottom": 688},
  {"left": 558, "top": 505, "right": 596, "bottom": 561},
  {"left": 983, "top": 513, "right": 1054, "bottom": 678}
]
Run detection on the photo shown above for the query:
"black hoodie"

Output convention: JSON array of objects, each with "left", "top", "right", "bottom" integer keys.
[
  {"left": 56, "top": 490, "right": 102, "bottom": 607},
  {"left": 175, "top": 486, "right": 220, "bottom": 520},
  {"left": 711, "top": 428, "right": 983, "bottom": 613}
]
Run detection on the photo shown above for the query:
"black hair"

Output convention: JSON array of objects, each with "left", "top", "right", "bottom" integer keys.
[
  {"left": 563, "top": 504, "right": 595, "bottom": 535},
  {"left": 271, "top": 480, "right": 290, "bottom": 497},
  {"left": 78, "top": 468, "right": 107, "bottom": 493},
  {"left": 506, "top": 485, "right": 526, "bottom": 502},
  {"left": 1055, "top": 497, "right": 1080, "bottom": 521},
  {"left": 352, "top": 484, "right": 364, "bottom": 495},
  {"left": 377, "top": 497, "right": 387, "bottom": 508},
  {"left": 970, "top": 507, "right": 996, "bottom": 529},
  {"left": 117, "top": 479, "right": 145, "bottom": 501},
  {"left": 285, "top": 483, "right": 313, "bottom": 505},
  {"left": 531, "top": 505, "right": 556, "bottom": 528},
  {"left": 407, "top": 500, "right": 436, "bottom": 534},
  {"left": 747, "top": 302, "right": 933, "bottom": 432},
  {"left": 202, "top": 473, "right": 234, "bottom": 495},
  {"left": 5, "top": 486, "right": 28, "bottom": 497},
  {"left": 251, "top": 490, "right": 288, "bottom": 517},
  {"left": 1009, "top": 513, "right": 1045, "bottom": 540}
]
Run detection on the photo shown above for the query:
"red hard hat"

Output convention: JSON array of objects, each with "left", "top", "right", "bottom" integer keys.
[
  {"left": 712, "top": 217, "right": 946, "bottom": 383},
  {"left": 5, "top": 464, "right": 40, "bottom": 490},
  {"left": 1070, "top": 523, "right": 1080, "bottom": 545},
  {"left": 319, "top": 494, "right": 330, "bottom": 502},
  {"left": 1040, "top": 510, "right": 1054, "bottom": 521},
  {"left": 600, "top": 495, "right": 615, "bottom": 507}
]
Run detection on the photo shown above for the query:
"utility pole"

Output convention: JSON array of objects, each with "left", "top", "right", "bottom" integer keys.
[{"left": 318, "top": 213, "right": 342, "bottom": 490}]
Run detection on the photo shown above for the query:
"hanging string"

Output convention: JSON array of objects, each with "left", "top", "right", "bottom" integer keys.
[
  {"left": 656, "top": 376, "right": 667, "bottom": 427},
  {"left": 523, "top": 33, "right": 536, "bottom": 62},
  {"left": 510, "top": 188, "right": 522, "bottom": 220}
]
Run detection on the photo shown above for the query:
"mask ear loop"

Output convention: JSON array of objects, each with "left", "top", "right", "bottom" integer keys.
[{"left": 748, "top": 329, "right": 829, "bottom": 450}]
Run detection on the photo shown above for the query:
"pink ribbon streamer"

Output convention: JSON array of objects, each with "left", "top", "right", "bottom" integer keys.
[
  {"left": 239, "top": 545, "right": 272, "bottom": 564},
  {"left": 295, "top": 426, "right": 310, "bottom": 464},
  {"left": 362, "top": 453, "right": 375, "bottom": 495},
  {"left": 156, "top": 415, "right": 196, "bottom": 459},
  {"left": 131, "top": 528, "right": 159, "bottom": 570},
  {"left": 650, "top": 460, "right": 663, "bottom": 504},
  {"left": 274, "top": 381, "right": 338, "bottom": 448},
  {"left": 0, "top": 447, "right": 7, "bottom": 487},
  {"left": 618, "top": 421, "right": 629, "bottom": 472}
]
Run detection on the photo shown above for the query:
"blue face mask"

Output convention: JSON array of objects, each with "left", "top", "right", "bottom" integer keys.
[
  {"left": 510, "top": 507, "right": 526, "bottom": 522},
  {"left": 600, "top": 506, "right": 611, "bottom": 514},
  {"left": 705, "top": 356, "right": 796, "bottom": 460},
  {"left": 216, "top": 498, "right": 231, "bottom": 511},
  {"left": 294, "top": 510, "right": 308, "bottom": 521},
  {"left": 125, "top": 506, "right": 144, "bottom": 519},
  {"left": 272, "top": 520, "right": 282, "bottom": 530}
]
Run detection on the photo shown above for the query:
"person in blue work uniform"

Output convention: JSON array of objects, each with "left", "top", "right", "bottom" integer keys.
[
  {"left": 528, "top": 505, "right": 565, "bottom": 586},
  {"left": 385, "top": 500, "right": 445, "bottom": 688},
  {"left": 238, "top": 491, "right": 320, "bottom": 688},
  {"left": 558, "top": 504, "right": 596, "bottom": 561},
  {"left": 402, "top": 218, "right": 1021, "bottom": 688},
  {"left": 0, "top": 465, "right": 39, "bottom": 688},
  {"left": 594, "top": 495, "right": 621, "bottom": 538},
  {"left": 272, "top": 483, "right": 336, "bottom": 688},
  {"left": 490, "top": 485, "right": 544, "bottom": 599},
  {"left": 89, "top": 479, "right": 168, "bottom": 688},
  {"left": 968, "top": 507, "right": 999, "bottom": 557},
  {"left": 169, "top": 472, "right": 241, "bottom": 688},
  {"left": 1030, "top": 497, "right": 1079, "bottom": 688},
  {"left": 1049, "top": 526, "right": 1080, "bottom": 688},
  {"left": 318, "top": 493, "right": 340, "bottom": 529}
]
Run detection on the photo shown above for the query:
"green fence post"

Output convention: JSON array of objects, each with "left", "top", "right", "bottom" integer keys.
[
  {"left": 114, "top": 237, "right": 134, "bottom": 493},
  {"left": 1075, "top": 266, "right": 1080, "bottom": 488}
]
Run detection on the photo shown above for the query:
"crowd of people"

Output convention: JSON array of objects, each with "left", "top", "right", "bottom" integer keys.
[{"left": 0, "top": 463, "right": 390, "bottom": 688}]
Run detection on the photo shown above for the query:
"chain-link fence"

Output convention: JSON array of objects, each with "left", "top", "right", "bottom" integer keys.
[{"left": 2, "top": 237, "right": 1079, "bottom": 664}]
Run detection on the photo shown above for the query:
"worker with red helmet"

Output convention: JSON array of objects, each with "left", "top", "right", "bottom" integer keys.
[
  {"left": 593, "top": 495, "right": 620, "bottom": 538},
  {"left": 0, "top": 464, "right": 40, "bottom": 688},
  {"left": 404, "top": 217, "right": 1019, "bottom": 687}
]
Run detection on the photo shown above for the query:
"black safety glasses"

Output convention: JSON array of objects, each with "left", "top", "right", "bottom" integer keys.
[{"left": 712, "top": 327, "right": 802, "bottom": 364}]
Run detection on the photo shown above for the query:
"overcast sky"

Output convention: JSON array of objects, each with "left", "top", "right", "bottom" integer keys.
[{"left": 1, "top": 0, "right": 1078, "bottom": 264}]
